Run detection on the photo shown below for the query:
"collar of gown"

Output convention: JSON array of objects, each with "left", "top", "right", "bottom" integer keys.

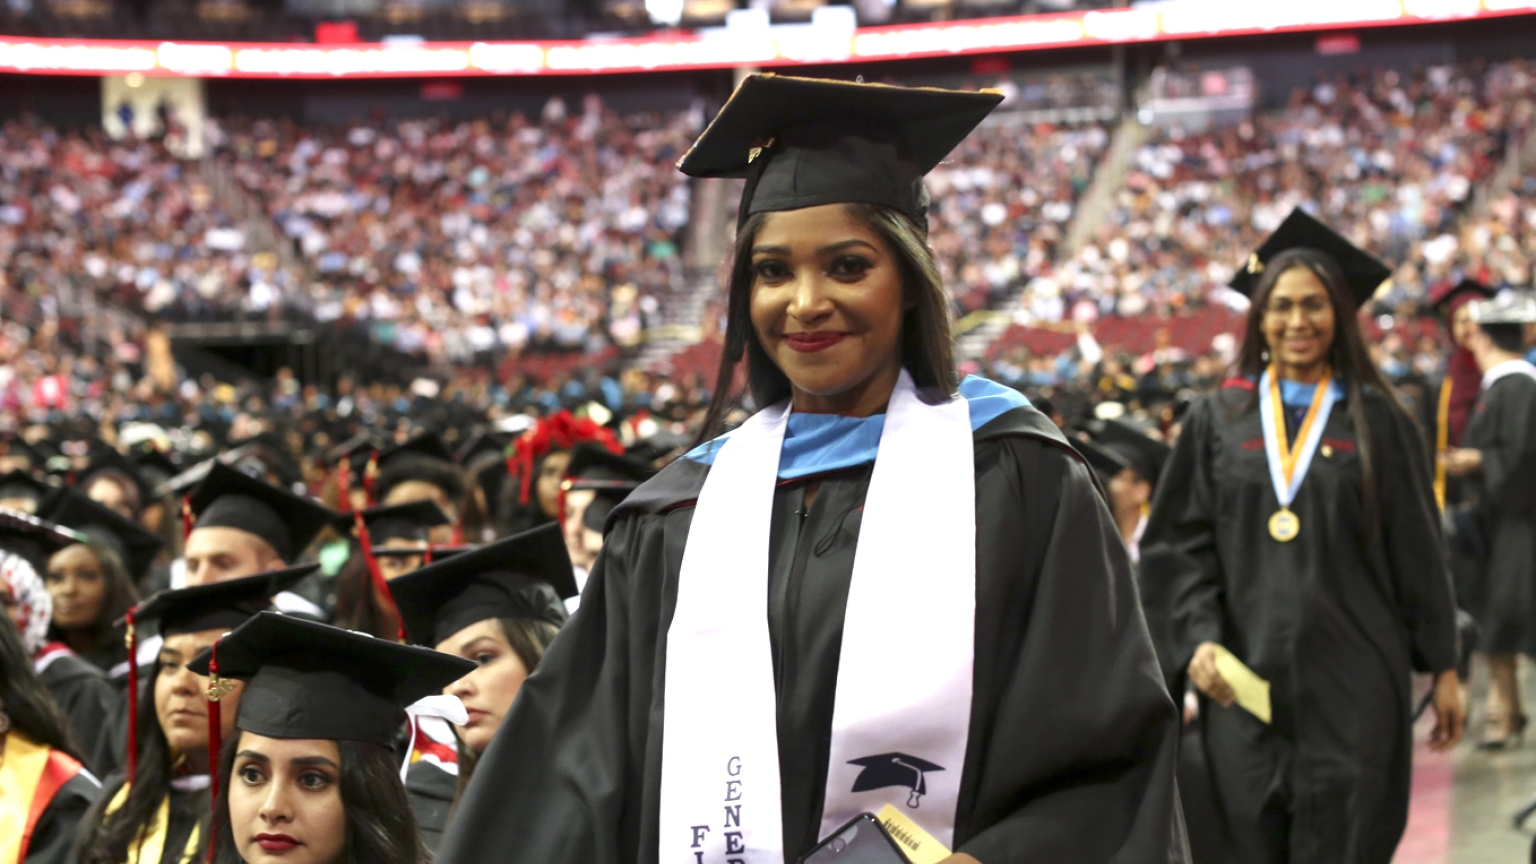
[
  {"left": 684, "top": 375, "right": 1028, "bottom": 480},
  {"left": 1481, "top": 358, "right": 1536, "bottom": 391}
]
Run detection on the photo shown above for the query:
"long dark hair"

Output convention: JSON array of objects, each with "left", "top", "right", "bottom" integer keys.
[
  {"left": 211, "top": 736, "right": 428, "bottom": 864},
  {"left": 46, "top": 539, "right": 140, "bottom": 668},
  {"left": 451, "top": 616, "right": 560, "bottom": 800},
  {"left": 695, "top": 203, "right": 959, "bottom": 444},
  {"left": 0, "top": 611, "right": 83, "bottom": 762},
  {"left": 1234, "top": 247, "right": 1409, "bottom": 528},
  {"left": 331, "top": 543, "right": 397, "bottom": 640},
  {"left": 76, "top": 657, "right": 205, "bottom": 864}
]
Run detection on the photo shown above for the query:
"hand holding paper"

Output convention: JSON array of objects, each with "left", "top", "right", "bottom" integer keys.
[{"left": 1211, "top": 645, "right": 1272, "bottom": 724}]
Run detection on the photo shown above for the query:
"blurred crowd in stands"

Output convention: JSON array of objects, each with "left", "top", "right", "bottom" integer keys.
[{"left": 3, "top": 60, "right": 1536, "bottom": 439}]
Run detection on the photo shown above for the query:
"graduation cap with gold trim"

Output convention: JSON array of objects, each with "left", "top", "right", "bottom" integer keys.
[
  {"left": 1229, "top": 207, "right": 1392, "bottom": 306},
  {"left": 388, "top": 524, "right": 574, "bottom": 646},
  {"left": 677, "top": 74, "right": 1003, "bottom": 231},
  {"left": 188, "top": 612, "right": 474, "bottom": 745}
]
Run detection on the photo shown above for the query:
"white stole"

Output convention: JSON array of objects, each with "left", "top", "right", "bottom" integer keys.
[{"left": 659, "top": 370, "right": 976, "bottom": 863}]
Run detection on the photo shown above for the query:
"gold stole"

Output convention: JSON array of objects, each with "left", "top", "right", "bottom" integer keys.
[
  {"left": 104, "top": 783, "right": 204, "bottom": 864},
  {"left": 0, "top": 733, "right": 53, "bottom": 864},
  {"left": 1434, "top": 377, "right": 1453, "bottom": 511}
]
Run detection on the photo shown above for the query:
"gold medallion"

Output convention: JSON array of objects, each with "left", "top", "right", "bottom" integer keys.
[{"left": 1268, "top": 508, "right": 1300, "bottom": 543}]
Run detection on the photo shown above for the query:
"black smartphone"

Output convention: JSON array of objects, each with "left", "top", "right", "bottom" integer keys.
[{"left": 797, "top": 813, "right": 912, "bottom": 864}]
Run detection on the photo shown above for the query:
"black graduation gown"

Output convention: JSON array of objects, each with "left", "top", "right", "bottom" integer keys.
[
  {"left": 437, "top": 406, "right": 1188, "bottom": 864},
  {"left": 406, "top": 759, "right": 457, "bottom": 854},
  {"left": 1462, "top": 371, "right": 1536, "bottom": 654},
  {"left": 25, "top": 772, "right": 98, "bottom": 864},
  {"left": 1143, "top": 383, "right": 1457, "bottom": 864},
  {"left": 38, "top": 651, "right": 120, "bottom": 776}
]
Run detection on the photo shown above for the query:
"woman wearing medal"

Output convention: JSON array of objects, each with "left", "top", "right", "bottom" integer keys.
[
  {"left": 434, "top": 75, "right": 1186, "bottom": 864},
  {"left": 1144, "top": 208, "right": 1462, "bottom": 864}
]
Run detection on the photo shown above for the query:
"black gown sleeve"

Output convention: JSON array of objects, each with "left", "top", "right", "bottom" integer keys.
[
  {"left": 1143, "top": 394, "right": 1225, "bottom": 674},
  {"left": 26, "top": 772, "right": 99, "bottom": 864},
  {"left": 434, "top": 514, "right": 648, "bottom": 864},
  {"left": 405, "top": 760, "right": 457, "bottom": 854},
  {"left": 1373, "top": 398, "right": 1458, "bottom": 673},
  {"left": 1478, "top": 378, "right": 1536, "bottom": 515},
  {"left": 956, "top": 441, "right": 1187, "bottom": 863},
  {"left": 42, "top": 658, "right": 119, "bottom": 776}
]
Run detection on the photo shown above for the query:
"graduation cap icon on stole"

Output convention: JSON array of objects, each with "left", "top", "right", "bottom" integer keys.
[{"left": 847, "top": 752, "right": 944, "bottom": 809}]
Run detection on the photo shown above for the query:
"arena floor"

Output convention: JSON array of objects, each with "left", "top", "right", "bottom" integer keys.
[{"left": 1399, "top": 663, "right": 1536, "bottom": 863}]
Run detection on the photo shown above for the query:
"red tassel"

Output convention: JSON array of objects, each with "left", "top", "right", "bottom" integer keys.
[
  {"left": 423, "top": 545, "right": 434, "bottom": 566},
  {"left": 450, "top": 521, "right": 463, "bottom": 546},
  {"left": 556, "top": 481, "right": 569, "bottom": 531},
  {"left": 335, "top": 460, "right": 352, "bottom": 514},
  {"left": 205, "top": 640, "right": 225, "bottom": 864},
  {"left": 124, "top": 610, "right": 138, "bottom": 780},
  {"left": 354, "top": 512, "right": 404, "bottom": 642},
  {"left": 363, "top": 450, "right": 379, "bottom": 508},
  {"left": 180, "top": 495, "right": 194, "bottom": 544}
]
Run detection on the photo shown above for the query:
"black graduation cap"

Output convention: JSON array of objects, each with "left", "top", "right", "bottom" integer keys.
[
  {"left": 677, "top": 74, "right": 1003, "bottom": 230},
  {"left": 370, "top": 545, "right": 472, "bottom": 561},
  {"left": 1228, "top": 207, "right": 1391, "bottom": 306},
  {"left": 388, "top": 524, "right": 574, "bottom": 646},
  {"left": 0, "top": 436, "right": 46, "bottom": 471},
  {"left": 81, "top": 447, "right": 155, "bottom": 508},
  {"left": 455, "top": 431, "right": 510, "bottom": 467},
  {"left": 1068, "top": 436, "right": 1129, "bottom": 485},
  {"left": 563, "top": 443, "right": 654, "bottom": 533},
  {"left": 0, "top": 471, "right": 56, "bottom": 513},
  {"left": 847, "top": 752, "right": 945, "bottom": 809},
  {"left": 132, "top": 448, "right": 181, "bottom": 488},
  {"left": 1091, "top": 420, "right": 1172, "bottom": 489},
  {"left": 188, "top": 463, "right": 334, "bottom": 562},
  {"left": 1428, "top": 278, "right": 1497, "bottom": 318},
  {"left": 41, "top": 490, "right": 164, "bottom": 582},
  {"left": 187, "top": 612, "right": 475, "bottom": 745},
  {"left": 0, "top": 507, "right": 87, "bottom": 571},
  {"left": 375, "top": 451, "right": 467, "bottom": 505},
  {"left": 379, "top": 433, "right": 455, "bottom": 469},
  {"left": 132, "top": 564, "right": 318, "bottom": 637},
  {"left": 340, "top": 500, "right": 450, "bottom": 545}
]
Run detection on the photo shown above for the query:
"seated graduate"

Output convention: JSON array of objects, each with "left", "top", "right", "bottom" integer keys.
[
  {"left": 182, "top": 464, "right": 332, "bottom": 619},
  {"left": 435, "top": 75, "right": 1184, "bottom": 864},
  {"left": 558, "top": 443, "right": 653, "bottom": 596},
  {"left": 0, "top": 611, "right": 101, "bottom": 864},
  {"left": 499, "top": 411, "right": 624, "bottom": 537},
  {"left": 373, "top": 435, "right": 469, "bottom": 547},
  {"left": 1, "top": 510, "right": 121, "bottom": 777},
  {"left": 387, "top": 524, "right": 576, "bottom": 852},
  {"left": 330, "top": 501, "right": 451, "bottom": 641},
  {"left": 75, "top": 565, "right": 316, "bottom": 864},
  {"left": 0, "top": 471, "right": 53, "bottom": 515},
  {"left": 187, "top": 612, "right": 473, "bottom": 864},
  {"left": 40, "top": 491, "right": 157, "bottom": 678}
]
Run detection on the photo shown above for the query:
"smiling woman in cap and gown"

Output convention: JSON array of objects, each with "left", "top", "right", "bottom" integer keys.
[
  {"left": 435, "top": 74, "right": 1185, "bottom": 864},
  {"left": 74, "top": 565, "right": 316, "bottom": 864},
  {"left": 187, "top": 612, "right": 473, "bottom": 864},
  {"left": 387, "top": 523, "right": 576, "bottom": 851},
  {"left": 1141, "top": 208, "right": 1461, "bottom": 863}
]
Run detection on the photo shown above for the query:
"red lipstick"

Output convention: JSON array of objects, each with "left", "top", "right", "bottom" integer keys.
[
  {"left": 784, "top": 332, "right": 846, "bottom": 353},
  {"left": 254, "top": 833, "right": 301, "bottom": 852}
]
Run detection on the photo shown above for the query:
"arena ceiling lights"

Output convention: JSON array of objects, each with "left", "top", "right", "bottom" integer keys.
[{"left": 0, "top": 0, "right": 1530, "bottom": 78}]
